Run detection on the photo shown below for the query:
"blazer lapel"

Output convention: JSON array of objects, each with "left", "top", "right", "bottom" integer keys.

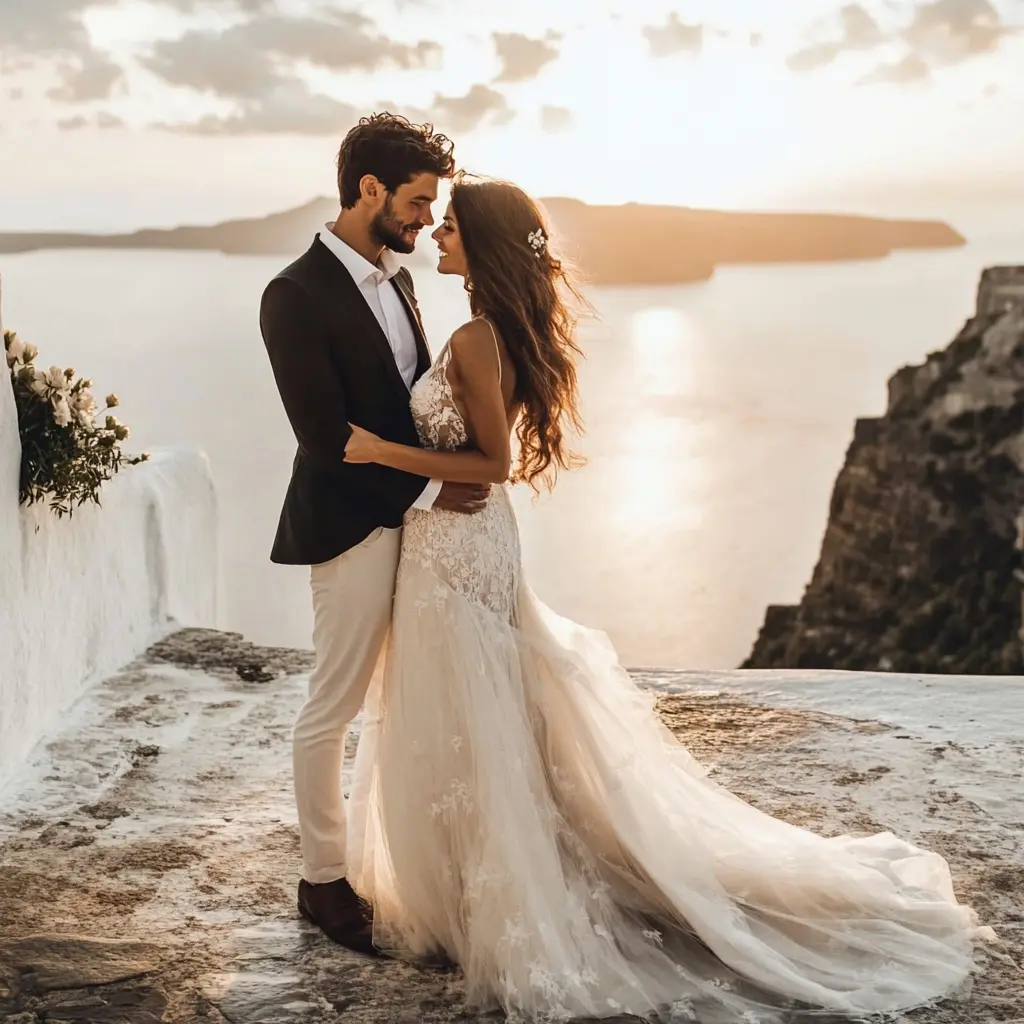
[
  {"left": 309, "top": 239, "right": 411, "bottom": 401},
  {"left": 392, "top": 270, "right": 432, "bottom": 381}
]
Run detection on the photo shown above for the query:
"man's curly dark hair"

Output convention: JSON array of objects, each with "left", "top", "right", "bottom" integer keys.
[{"left": 336, "top": 113, "right": 455, "bottom": 209}]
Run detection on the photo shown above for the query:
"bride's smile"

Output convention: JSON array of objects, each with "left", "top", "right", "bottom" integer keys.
[{"left": 432, "top": 207, "right": 469, "bottom": 277}]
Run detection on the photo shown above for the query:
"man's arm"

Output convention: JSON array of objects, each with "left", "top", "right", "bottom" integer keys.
[
  {"left": 260, "top": 276, "right": 428, "bottom": 518},
  {"left": 343, "top": 320, "right": 511, "bottom": 485}
]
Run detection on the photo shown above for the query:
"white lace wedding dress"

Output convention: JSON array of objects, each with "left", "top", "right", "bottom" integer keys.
[{"left": 347, "top": 337, "right": 992, "bottom": 1023}]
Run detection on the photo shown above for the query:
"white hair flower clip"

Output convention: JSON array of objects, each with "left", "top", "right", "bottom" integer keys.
[{"left": 527, "top": 228, "right": 547, "bottom": 258}]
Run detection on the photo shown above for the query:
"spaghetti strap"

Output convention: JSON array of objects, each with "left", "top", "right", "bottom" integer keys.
[{"left": 476, "top": 316, "right": 502, "bottom": 386}]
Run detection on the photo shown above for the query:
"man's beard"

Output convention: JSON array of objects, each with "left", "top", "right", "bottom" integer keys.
[{"left": 371, "top": 195, "right": 418, "bottom": 254}]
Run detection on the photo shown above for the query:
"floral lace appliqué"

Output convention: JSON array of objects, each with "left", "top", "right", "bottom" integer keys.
[
  {"left": 409, "top": 342, "right": 468, "bottom": 451},
  {"left": 400, "top": 339, "right": 520, "bottom": 621}
]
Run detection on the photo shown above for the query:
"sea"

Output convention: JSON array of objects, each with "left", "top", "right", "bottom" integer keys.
[{"left": 2, "top": 206, "right": 1022, "bottom": 668}]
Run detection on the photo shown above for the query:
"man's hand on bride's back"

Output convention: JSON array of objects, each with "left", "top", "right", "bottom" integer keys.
[{"left": 434, "top": 481, "right": 491, "bottom": 514}]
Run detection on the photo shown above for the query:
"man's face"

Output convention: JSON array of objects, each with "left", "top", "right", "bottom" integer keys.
[{"left": 370, "top": 172, "right": 439, "bottom": 254}]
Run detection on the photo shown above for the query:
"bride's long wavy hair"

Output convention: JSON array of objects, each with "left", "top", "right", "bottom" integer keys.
[{"left": 450, "top": 172, "right": 588, "bottom": 492}]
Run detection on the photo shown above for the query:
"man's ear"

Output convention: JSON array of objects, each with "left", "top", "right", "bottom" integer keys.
[{"left": 358, "top": 174, "right": 383, "bottom": 203}]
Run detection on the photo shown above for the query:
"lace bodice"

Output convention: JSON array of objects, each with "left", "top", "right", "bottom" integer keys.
[
  {"left": 399, "top": 329, "right": 521, "bottom": 622},
  {"left": 409, "top": 342, "right": 468, "bottom": 452}
]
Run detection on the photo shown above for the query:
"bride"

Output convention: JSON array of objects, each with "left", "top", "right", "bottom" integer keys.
[{"left": 340, "top": 172, "right": 992, "bottom": 1023}]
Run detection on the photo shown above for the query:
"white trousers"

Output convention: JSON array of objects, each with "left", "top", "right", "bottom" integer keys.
[{"left": 293, "top": 525, "right": 401, "bottom": 884}]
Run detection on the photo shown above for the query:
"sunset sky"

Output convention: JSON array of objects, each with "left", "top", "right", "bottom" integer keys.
[{"left": 2, "top": 0, "right": 1023, "bottom": 230}]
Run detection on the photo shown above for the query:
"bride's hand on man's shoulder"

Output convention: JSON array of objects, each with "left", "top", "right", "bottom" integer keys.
[{"left": 343, "top": 423, "right": 381, "bottom": 464}]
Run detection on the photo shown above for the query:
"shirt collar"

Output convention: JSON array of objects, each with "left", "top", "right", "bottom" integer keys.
[{"left": 318, "top": 223, "right": 401, "bottom": 284}]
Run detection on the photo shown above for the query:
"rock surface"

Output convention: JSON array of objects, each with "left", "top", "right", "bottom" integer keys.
[
  {"left": 744, "top": 266, "right": 1024, "bottom": 675},
  {"left": 1, "top": 629, "right": 1021, "bottom": 1023}
]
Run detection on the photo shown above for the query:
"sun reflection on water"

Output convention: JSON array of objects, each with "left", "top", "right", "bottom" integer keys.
[
  {"left": 606, "top": 306, "right": 711, "bottom": 532},
  {"left": 630, "top": 306, "right": 702, "bottom": 397}
]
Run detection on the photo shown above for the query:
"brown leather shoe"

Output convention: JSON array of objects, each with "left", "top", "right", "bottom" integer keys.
[{"left": 297, "top": 877, "right": 378, "bottom": 957}]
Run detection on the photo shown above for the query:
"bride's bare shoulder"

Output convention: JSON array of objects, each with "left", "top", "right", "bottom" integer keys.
[
  {"left": 448, "top": 318, "right": 503, "bottom": 375},
  {"left": 450, "top": 317, "right": 499, "bottom": 349}
]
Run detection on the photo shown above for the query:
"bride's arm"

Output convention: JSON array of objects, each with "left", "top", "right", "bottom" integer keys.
[{"left": 343, "top": 320, "right": 511, "bottom": 485}]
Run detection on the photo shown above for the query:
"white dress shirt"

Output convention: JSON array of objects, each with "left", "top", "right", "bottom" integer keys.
[{"left": 317, "top": 225, "right": 441, "bottom": 511}]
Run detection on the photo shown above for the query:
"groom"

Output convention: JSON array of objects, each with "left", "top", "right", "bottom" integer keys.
[{"left": 260, "top": 113, "right": 488, "bottom": 956}]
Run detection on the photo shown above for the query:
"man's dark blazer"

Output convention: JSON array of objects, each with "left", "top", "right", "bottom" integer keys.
[{"left": 260, "top": 235, "right": 432, "bottom": 566}]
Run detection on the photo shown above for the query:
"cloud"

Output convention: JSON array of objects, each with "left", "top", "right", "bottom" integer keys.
[
  {"left": 1, "top": 0, "right": 127, "bottom": 104},
  {"left": 160, "top": 78, "right": 515, "bottom": 138},
  {"left": 540, "top": 104, "right": 572, "bottom": 132},
  {"left": 16, "top": 3, "right": 517, "bottom": 139},
  {"left": 240, "top": 11, "right": 441, "bottom": 74},
  {"left": 492, "top": 31, "right": 561, "bottom": 83},
  {"left": 157, "top": 0, "right": 275, "bottom": 10},
  {"left": 57, "top": 113, "right": 89, "bottom": 131},
  {"left": 56, "top": 109, "right": 126, "bottom": 131},
  {"left": 47, "top": 52, "right": 124, "bottom": 102},
  {"left": 427, "top": 84, "right": 514, "bottom": 133},
  {"left": 144, "top": 31, "right": 280, "bottom": 100},
  {"left": 642, "top": 14, "right": 704, "bottom": 57},
  {"left": 903, "top": 0, "right": 1016, "bottom": 65},
  {"left": 787, "top": 4, "right": 884, "bottom": 71},
  {"left": 858, "top": 51, "right": 931, "bottom": 84},
  {"left": 787, "top": 0, "right": 1016, "bottom": 78},
  {"left": 839, "top": 3, "right": 887, "bottom": 47},
  {"left": 142, "top": 8, "right": 445, "bottom": 136},
  {"left": 143, "top": 11, "right": 441, "bottom": 102},
  {"left": 157, "top": 81, "right": 362, "bottom": 136},
  {"left": 786, "top": 41, "right": 844, "bottom": 72},
  {"left": 0, "top": 0, "right": 93, "bottom": 57}
]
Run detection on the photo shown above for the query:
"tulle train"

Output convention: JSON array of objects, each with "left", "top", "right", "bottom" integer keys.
[{"left": 347, "top": 568, "right": 990, "bottom": 1023}]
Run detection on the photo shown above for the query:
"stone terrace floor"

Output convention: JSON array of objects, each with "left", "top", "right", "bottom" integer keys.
[{"left": 1, "top": 630, "right": 1021, "bottom": 1024}]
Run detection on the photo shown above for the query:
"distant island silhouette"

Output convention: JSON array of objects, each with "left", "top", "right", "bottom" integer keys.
[{"left": 0, "top": 196, "right": 965, "bottom": 285}]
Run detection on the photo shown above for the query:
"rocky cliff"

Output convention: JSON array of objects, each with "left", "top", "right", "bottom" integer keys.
[{"left": 744, "top": 266, "right": 1024, "bottom": 675}]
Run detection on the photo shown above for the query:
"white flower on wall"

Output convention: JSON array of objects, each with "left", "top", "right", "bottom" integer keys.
[{"left": 4, "top": 327, "right": 148, "bottom": 517}]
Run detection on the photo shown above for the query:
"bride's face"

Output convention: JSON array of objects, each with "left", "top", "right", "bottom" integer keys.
[{"left": 431, "top": 203, "right": 468, "bottom": 278}]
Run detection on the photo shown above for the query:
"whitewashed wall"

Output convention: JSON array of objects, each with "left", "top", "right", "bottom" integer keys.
[{"left": 0, "top": 277, "right": 219, "bottom": 792}]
